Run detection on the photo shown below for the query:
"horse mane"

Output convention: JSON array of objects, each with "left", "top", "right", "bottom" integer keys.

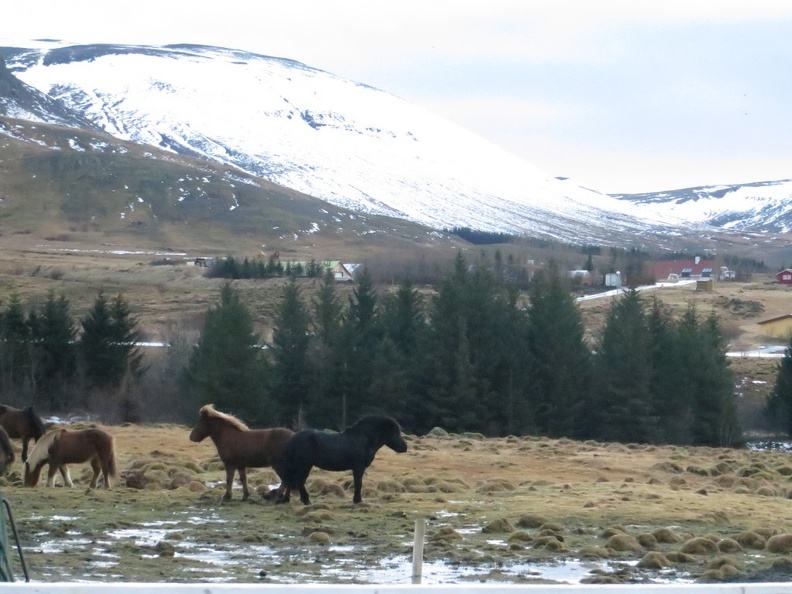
[
  {"left": 200, "top": 404, "right": 249, "bottom": 431},
  {"left": 26, "top": 428, "right": 62, "bottom": 468},
  {"left": 352, "top": 415, "right": 399, "bottom": 431},
  {"left": 24, "top": 406, "right": 47, "bottom": 438}
]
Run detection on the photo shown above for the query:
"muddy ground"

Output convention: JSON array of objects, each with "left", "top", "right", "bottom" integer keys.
[{"left": 3, "top": 423, "right": 792, "bottom": 585}]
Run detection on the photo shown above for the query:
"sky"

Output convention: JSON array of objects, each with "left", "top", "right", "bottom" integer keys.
[{"left": 3, "top": 1, "right": 792, "bottom": 194}]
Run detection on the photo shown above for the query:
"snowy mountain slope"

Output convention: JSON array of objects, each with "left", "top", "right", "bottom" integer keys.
[
  {"left": 1, "top": 42, "right": 700, "bottom": 246},
  {"left": 612, "top": 179, "right": 792, "bottom": 233},
  {"left": 0, "top": 49, "right": 97, "bottom": 129}
]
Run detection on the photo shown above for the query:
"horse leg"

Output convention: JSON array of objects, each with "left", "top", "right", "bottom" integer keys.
[
  {"left": 239, "top": 467, "right": 250, "bottom": 501},
  {"left": 352, "top": 467, "right": 365, "bottom": 504},
  {"left": 223, "top": 465, "right": 235, "bottom": 501},
  {"left": 21, "top": 437, "right": 28, "bottom": 463},
  {"left": 101, "top": 458, "right": 113, "bottom": 489},
  {"left": 299, "top": 484, "right": 311, "bottom": 506},
  {"left": 89, "top": 458, "right": 101, "bottom": 488},
  {"left": 46, "top": 464, "right": 58, "bottom": 487},
  {"left": 274, "top": 484, "right": 291, "bottom": 504},
  {"left": 60, "top": 465, "right": 74, "bottom": 487}
]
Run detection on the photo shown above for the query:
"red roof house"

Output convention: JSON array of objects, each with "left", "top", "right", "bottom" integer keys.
[{"left": 775, "top": 269, "right": 792, "bottom": 284}]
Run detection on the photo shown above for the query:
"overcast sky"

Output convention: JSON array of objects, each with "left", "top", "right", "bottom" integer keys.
[{"left": 4, "top": 1, "right": 791, "bottom": 193}]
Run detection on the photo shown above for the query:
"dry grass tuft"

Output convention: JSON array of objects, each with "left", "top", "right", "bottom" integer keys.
[
  {"left": 516, "top": 514, "right": 549, "bottom": 529},
  {"left": 680, "top": 537, "right": 720, "bottom": 555},
  {"left": 481, "top": 518, "right": 513, "bottom": 533},
  {"left": 651, "top": 527, "right": 682, "bottom": 543},
  {"left": 637, "top": 552, "right": 669, "bottom": 569},
  {"left": 604, "top": 534, "right": 643, "bottom": 553},
  {"left": 766, "top": 534, "right": 792, "bottom": 554}
]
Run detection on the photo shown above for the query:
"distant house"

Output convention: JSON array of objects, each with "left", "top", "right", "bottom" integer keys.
[
  {"left": 652, "top": 258, "right": 717, "bottom": 281},
  {"left": 775, "top": 269, "right": 792, "bottom": 284},
  {"left": 567, "top": 270, "right": 593, "bottom": 286},
  {"left": 285, "top": 260, "right": 357, "bottom": 282},
  {"left": 758, "top": 314, "right": 792, "bottom": 339}
]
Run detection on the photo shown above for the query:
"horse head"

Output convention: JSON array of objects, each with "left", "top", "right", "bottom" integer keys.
[
  {"left": 189, "top": 413, "right": 210, "bottom": 443},
  {"left": 355, "top": 415, "right": 407, "bottom": 453},
  {"left": 382, "top": 418, "right": 408, "bottom": 453},
  {"left": 24, "top": 428, "right": 59, "bottom": 486},
  {"left": 190, "top": 404, "right": 249, "bottom": 443}
]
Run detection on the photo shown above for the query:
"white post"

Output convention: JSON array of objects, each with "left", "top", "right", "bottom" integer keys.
[{"left": 411, "top": 517, "right": 426, "bottom": 584}]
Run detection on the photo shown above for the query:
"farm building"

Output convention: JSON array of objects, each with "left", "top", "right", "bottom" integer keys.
[
  {"left": 652, "top": 258, "right": 716, "bottom": 281},
  {"left": 285, "top": 260, "right": 358, "bottom": 281},
  {"left": 775, "top": 269, "right": 792, "bottom": 284},
  {"left": 567, "top": 270, "right": 594, "bottom": 286},
  {"left": 757, "top": 314, "right": 792, "bottom": 339}
]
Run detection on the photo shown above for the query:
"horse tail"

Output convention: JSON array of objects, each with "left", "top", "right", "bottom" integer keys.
[
  {"left": 107, "top": 437, "right": 119, "bottom": 479},
  {"left": 284, "top": 430, "right": 322, "bottom": 487}
]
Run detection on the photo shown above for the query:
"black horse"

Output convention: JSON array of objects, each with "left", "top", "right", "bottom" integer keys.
[{"left": 278, "top": 415, "right": 407, "bottom": 505}]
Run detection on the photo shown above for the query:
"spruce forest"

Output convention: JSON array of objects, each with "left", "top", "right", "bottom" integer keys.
[{"left": 0, "top": 252, "right": 750, "bottom": 448}]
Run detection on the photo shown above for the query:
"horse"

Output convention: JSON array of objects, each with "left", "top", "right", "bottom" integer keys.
[
  {"left": 0, "top": 426, "right": 15, "bottom": 476},
  {"left": 189, "top": 404, "right": 295, "bottom": 501},
  {"left": 24, "top": 427, "right": 118, "bottom": 489},
  {"left": 0, "top": 404, "right": 47, "bottom": 462},
  {"left": 279, "top": 415, "right": 408, "bottom": 505}
]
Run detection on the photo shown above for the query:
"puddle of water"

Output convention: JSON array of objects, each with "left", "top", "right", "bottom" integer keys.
[{"left": 108, "top": 527, "right": 178, "bottom": 546}]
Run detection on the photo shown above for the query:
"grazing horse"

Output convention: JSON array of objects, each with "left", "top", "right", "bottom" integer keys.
[
  {"left": 24, "top": 428, "right": 118, "bottom": 489},
  {"left": 189, "top": 404, "right": 294, "bottom": 501},
  {"left": 279, "top": 415, "right": 408, "bottom": 505},
  {"left": 0, "top": 426, "right": 15, "bottom": 475},
  {"left": 0, "top": 405, "right": 46, "bottom": 462}
]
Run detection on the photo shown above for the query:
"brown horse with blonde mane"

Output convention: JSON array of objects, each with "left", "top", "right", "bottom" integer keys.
[
  {"left": 0, "top": 404, "right": 47, "bottom": 462},
  {"left": 189, "top": 404, "right": 294, "bottom": 501},
  {"left": 24, "top": 427, "right": 118, "bottom": 489}
]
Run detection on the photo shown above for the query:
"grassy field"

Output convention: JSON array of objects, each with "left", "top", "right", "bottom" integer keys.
[{"left": 4, "top": 422, "right": 792, "bottom": 584}]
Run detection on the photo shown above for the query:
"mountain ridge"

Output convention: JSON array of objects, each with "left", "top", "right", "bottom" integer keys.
[{"left": 0, "top": 41, "right": 789, "bottom": 248}]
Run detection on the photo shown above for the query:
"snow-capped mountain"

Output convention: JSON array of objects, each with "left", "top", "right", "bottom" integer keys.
[
  {"left": 1, "top": 41, "right": 788, "bottom": 246},
  {"left": 612, "top": 179, "right": 792, "bottom": 234},
  {"left": 0, "top": 41, "right": 702, "bottom": 247}
]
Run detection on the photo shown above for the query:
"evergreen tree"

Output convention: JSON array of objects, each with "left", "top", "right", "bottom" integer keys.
[
  {"left": 0, "top": 294, "right": 30, "bottom": 393},
  {"left": 419, "top": 252, "right": 471, "bottom": 432},
  {"left": 526, "top": 263, "right": 592, "bottom": 438},
  {"left": 646, "top": 297, "right": 689, "bottom": 443},
  {"left": 591, "top": 289, "right": 658, "bottom": 443},
  {"left": 28, "top": 291, "right": 77, "bottom": 411},
  {"left": 337, "top": 267, "right": 379, "bottom": 425},
  {"left": 376, "top": 278, "right": 425, "bottom": 421},
  {"left": 312, "top": 270, "right": 344, "bottom": 345},
  {"left": 307, "top": 270, "right": 345, "bottom": 426},
  {"left": 182, "top": 284, "right": 274, "bottom": 425},
  {"left": 766, "top": 332, "right": 792, "bottom": 433},
  {"left": 677, "top": 306, "right": 741, "bottom": 446},
  {"left": 271, "top": 279, "right": 312, "bottom": 426}
]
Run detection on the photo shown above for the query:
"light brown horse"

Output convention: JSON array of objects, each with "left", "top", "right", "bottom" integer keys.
[
  {"left": 189, "top": 404, "right": 294, "bottom": 501},
  {"left": 24, "top": 428, "right": 118, "bottom": 489},
  {"left": 0, "top": 404, "right": 47, "bottom": 462}
]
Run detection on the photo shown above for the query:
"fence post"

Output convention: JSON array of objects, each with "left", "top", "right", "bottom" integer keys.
[{"left": 411, "top": 517, "right": 426, "bottom": 584}]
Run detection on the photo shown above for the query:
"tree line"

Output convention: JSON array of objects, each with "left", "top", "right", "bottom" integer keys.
[
  {"left": 186, "top": 253, "right": 742, "bottom": 446},
  {"left": 0, "top": 291, "right": 143, "bottom": 413},
  {"left": 0, "top": 253, "right": 745, "bottom": 446}
]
